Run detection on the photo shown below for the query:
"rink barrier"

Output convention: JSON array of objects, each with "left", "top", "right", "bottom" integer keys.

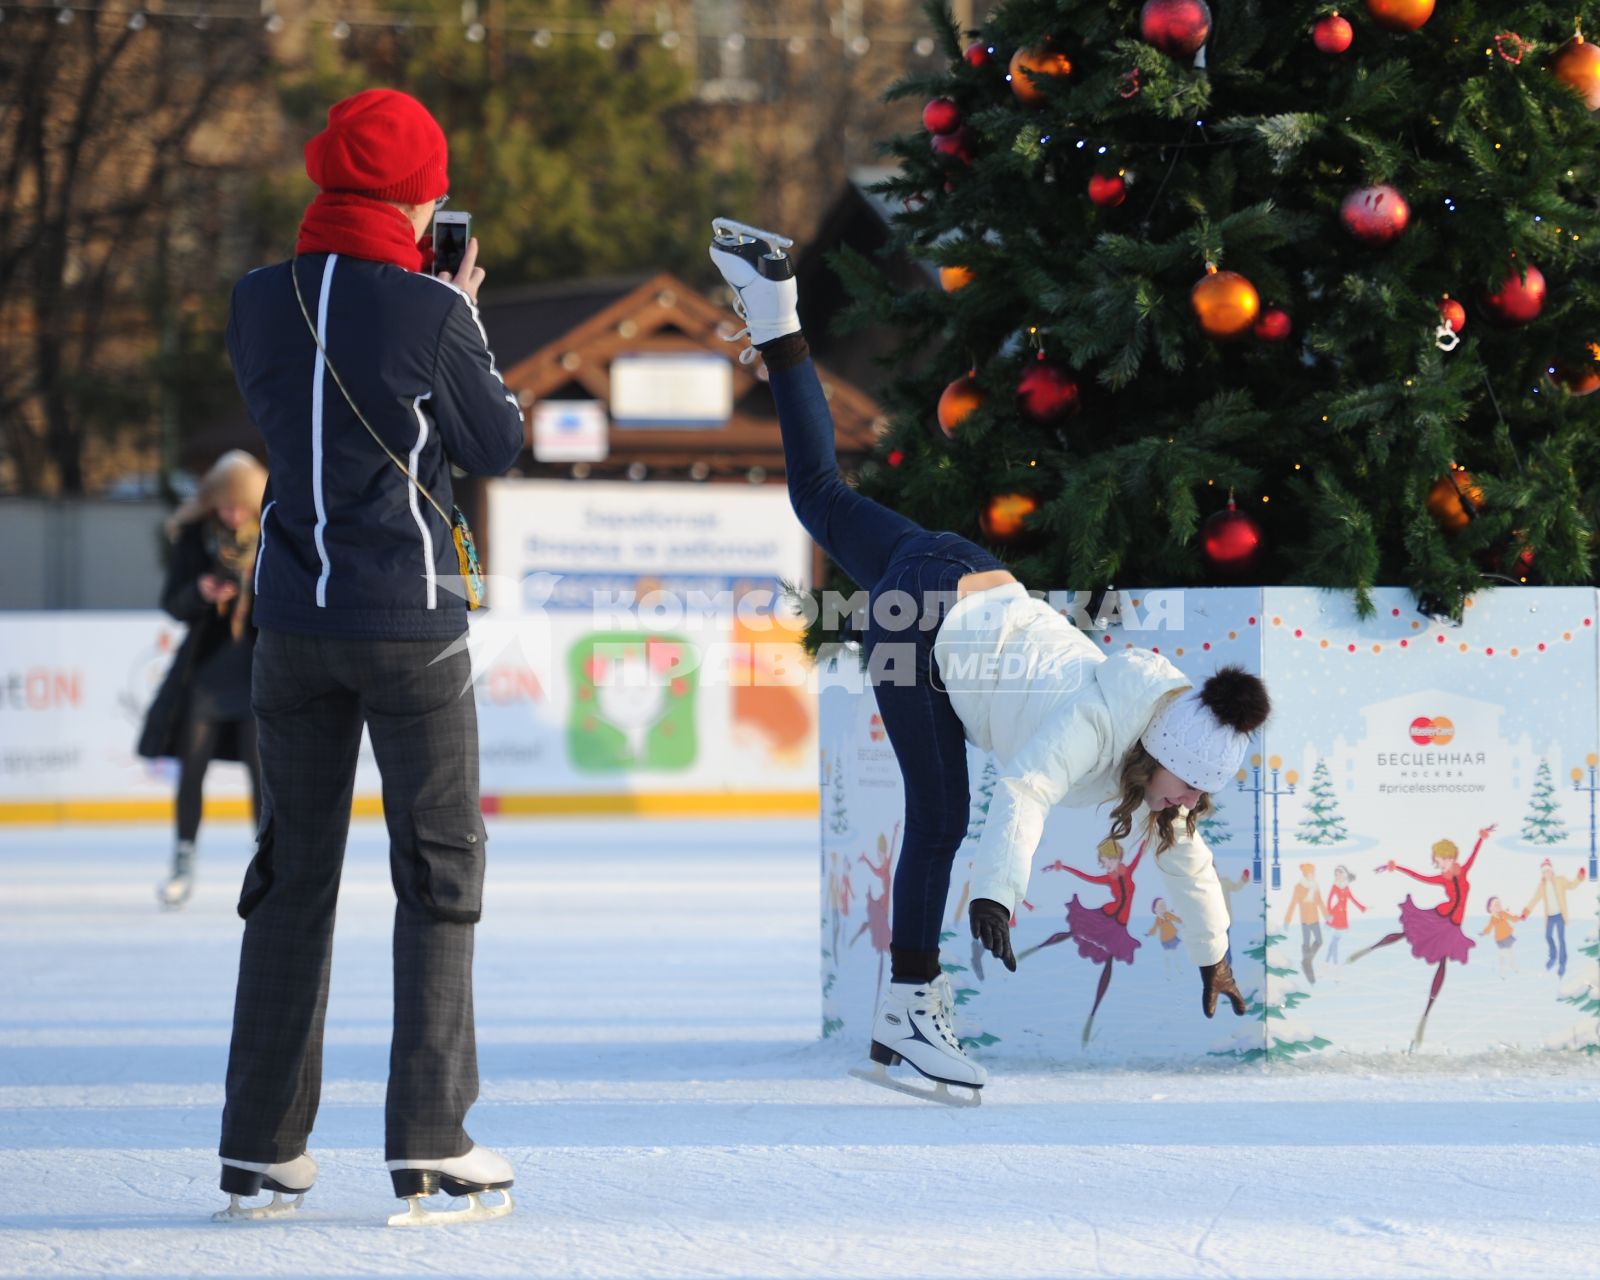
[{"left": 0, "top": 790, "right": 820, "bottom": 825}]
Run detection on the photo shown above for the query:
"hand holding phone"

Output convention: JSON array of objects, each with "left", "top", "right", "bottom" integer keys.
[{"left": 433, "top": 210, "right": 486, "bottom": 304}]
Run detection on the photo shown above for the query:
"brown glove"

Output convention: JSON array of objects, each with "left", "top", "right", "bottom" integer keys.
[{"left": 1200, "top": 956, "right": 1249, "bottom": 1018}]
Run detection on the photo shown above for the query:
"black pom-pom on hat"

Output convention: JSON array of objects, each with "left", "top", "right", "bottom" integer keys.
[{"left": 1199, "top": 666, "right": 1270, "bottom": 736}]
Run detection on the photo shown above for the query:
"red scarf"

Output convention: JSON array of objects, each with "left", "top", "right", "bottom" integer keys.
[{"left": 295, "top": 193, "right": 424, "bottom": 271}]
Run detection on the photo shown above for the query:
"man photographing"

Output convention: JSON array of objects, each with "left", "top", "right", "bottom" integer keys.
[{"left": 215, "top": 88, "right": 523, "bottom": 1225}]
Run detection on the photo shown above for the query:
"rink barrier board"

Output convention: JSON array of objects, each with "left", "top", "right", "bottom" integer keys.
[
  {"left": 0, "top": 790, "right": 820, "bottom": 825},
  {"left": 819, "top": 586, "right": 1600, "bottom": 1062}
]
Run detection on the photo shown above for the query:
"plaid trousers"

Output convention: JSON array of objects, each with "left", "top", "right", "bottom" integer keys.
[{"left": 220, "top": 628, "right": 485, "bottom": 1163}]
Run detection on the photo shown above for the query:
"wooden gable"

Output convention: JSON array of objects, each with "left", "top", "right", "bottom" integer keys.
[{"left": 498, "top": 271, "right": 884, "bottom": 480}]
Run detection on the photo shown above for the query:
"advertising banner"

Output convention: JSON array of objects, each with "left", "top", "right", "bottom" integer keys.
[
  {"left": 482, "top": 479, "right": 818, "bottom": 809},
  {"left": 819, "top": 587, "right": 1600, "bottom": 1063}
]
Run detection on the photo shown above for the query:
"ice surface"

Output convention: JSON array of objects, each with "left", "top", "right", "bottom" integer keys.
[{"left": 2, "top": 818, "right": 1597, "bottom": 1279}]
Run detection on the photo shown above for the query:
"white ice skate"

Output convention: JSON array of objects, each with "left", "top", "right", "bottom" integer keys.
[
  {"left": 213, "top": 1152, "right": 317, "bottom": 1221},
  {"left": 158, "top": 840, "right": 195, "bottom": 909},
  {"left": 386, "top": 1144, "right": 515, "bottom": 1226},
  {"left": 850, "top": 974, "right": 985, "bottom": 1107},
  {"left": 708, "top": 217, "right": 799, "bottom": 362}
]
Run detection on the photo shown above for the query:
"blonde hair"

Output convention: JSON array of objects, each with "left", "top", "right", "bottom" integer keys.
[
  {"left": 1106, "top": 741, "right": 1211, "bottom": 855},
  {"left": 1096, "top": 837, "right": 1124, "bottom": 863},
  {"left": 167, "top": 450, "right": 267, "bottom": 536},
  {"left": 1431, "top": 839, "right": 1459, "bottom": 862},
  {"left": 167, "top": 450, "right": 268, "bottom": 640}
]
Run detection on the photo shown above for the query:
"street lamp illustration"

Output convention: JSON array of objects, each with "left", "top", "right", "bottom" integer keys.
[
  {"left": 1570, "top": 752, "right": 1599, "bottom": 880},
  {"left": 1263, "top": 756, "right": 1299, "bottom": 890},
  {"left": 1235, "top": 754, "right": 1266, "bottom": 885}
]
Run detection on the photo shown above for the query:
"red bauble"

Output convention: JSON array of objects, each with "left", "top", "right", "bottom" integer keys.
[
  {"left": 1439, "top": 297, "right": 1467, "bottom": 333},
  {"left": 963, "top": 39, "right": 991, "bottom": 68},
  {"left": 1201, "top": 497, "right": 1263, "bottom": 576},
  {"left": 1254, "top": 308, "right": 1292, "bottom": 342},
  {"left": 1365, "top": 0, "right": 1434, "bottom": 32},
  {"left": 887, "top": 449, "right": 906, "bottom": 467},
  {"left": 1088, "top": 173, "right": 1128, "bottom": 207},
  {"left": 922, "top": 97, "right": 962, "bottom": 135},
  {"left": 1313, "top": 13, "right": 1353, "bottom": 53},
  {"left": 929, "top": 126, "right": 977, "bottom": 167},
  {"left": 1140, "top": 0, "right": 1212, "bottom": 58},
  {"left": 1016, "top": 356, "right": 1081, "bottom": 423},
  {"left": 1482, "top": 261, "right": 1546, "bottom": 327},
  {"left": 1340, "top": 184, "right": 1410, "bottom": 246}
]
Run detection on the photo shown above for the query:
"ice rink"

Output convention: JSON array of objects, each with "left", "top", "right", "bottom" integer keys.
[{"left": 3, "top": 816, "right": 1598, "bottom": 1279}]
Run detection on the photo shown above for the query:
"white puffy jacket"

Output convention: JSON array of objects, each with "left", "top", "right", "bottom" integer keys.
[{"left": 932, "top": 583, "right": 1231, "bottom": 967}]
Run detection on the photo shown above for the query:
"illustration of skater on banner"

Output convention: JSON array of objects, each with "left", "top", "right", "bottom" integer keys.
[
  {"left": 1349, "top": 824, "right": 1495, "bottom": 1051},
  {"left": 1324, "top": 865, "right": 1366, "bottom": 974},
  {"left": 1022, "top": 836, "right": 1147, "bottom": 1046},
  {"left": 1479, "top": 897, "right": 1529, "bottom": 978},
  {"left": 1521, "top": 858, "right": 1588, "bottom": 978},
  {"left": 1283, "top": 863, "right": 1326, "bottom": 985}
]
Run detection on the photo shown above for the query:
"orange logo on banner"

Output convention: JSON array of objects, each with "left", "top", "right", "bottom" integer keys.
[
  {"left": 1409, "top": 715, "right": 1456, "bottom": 745},
  {"left": 868, "top": 714, "right": 887, "bottom": 743}
]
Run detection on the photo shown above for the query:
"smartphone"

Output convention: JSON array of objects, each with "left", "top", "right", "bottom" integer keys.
[{"left": 432, "top": 210, "right": 472, "bottom": 278}]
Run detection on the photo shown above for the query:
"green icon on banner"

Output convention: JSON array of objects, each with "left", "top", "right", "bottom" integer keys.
[{"left": 568, "top": 632, "right": 698, "bottom": 772}]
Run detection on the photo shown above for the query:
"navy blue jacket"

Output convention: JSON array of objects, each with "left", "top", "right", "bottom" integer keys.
[{"left": 226, "top": 253, "right": 524, "bottom": 640}]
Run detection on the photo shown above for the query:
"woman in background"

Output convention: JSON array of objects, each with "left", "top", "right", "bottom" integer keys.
[{"left": 139, "top": 450, "right": 267, "bottom": 908}]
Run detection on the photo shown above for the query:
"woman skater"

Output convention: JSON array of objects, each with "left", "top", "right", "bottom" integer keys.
[
  {"left": 1024, "top": 838, "right": 1145, "bottom": 1046},
  {"left": 1348, "top": 825, "right": 1495, "bottom": 1050},
  {"left": 1324, "top": 864, "right": 1365, "bottom": 970},
  {"left": 139, "top": 451, "right": 267, "bottom": 908},
  {"left": 710, "top": 222, "right": 1268, "bottom": 1099}
]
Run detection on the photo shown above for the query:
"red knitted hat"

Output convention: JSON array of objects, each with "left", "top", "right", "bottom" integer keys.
[{"left": 305, "top": 88, "right": 448, "bottom": 205}]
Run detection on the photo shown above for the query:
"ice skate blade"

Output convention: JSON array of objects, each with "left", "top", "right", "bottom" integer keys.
[
  {"left": 710, "top": 217, "right": 793, "bottom": 253},
  {"left": 387, "top": 1187, "right": 514, "bottom": 1227},
  {"left": 848, "top": 1063, "right": 981, "bottom": 1108},
  {"left": 212, "top": 1191, "right": 304, "bottom": 1221}
]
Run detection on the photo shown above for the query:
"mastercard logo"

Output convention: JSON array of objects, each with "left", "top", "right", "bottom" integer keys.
[
  {"left": 1409, "top": 716, "right": 1455, "bottom": 746},
  {"left": 868, "top": 713, "right": 887, "bottom": 743}
]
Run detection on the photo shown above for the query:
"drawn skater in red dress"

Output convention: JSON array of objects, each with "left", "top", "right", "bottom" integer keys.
[
  {"left": 1323, "top": 864, "right": 1366, "bottom": 972},
  {"left": 1349, "top": 825, "right": 1495, "bottom": 1050},
  {"left": 851, "top": 823, "right": 901, "bottom": 996},
  {"left": 1020, "top": 837, "right": 1146, "bottom": 1045}
]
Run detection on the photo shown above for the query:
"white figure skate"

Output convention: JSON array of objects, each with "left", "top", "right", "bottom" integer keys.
[
  {"left": 849, "top": 974, "right": 985, "bottom": 1107},
  {"left": 213, "top": 1152, "right": 317, "bottom": 1220},
  {"left": 708, "top": 218, "right": 800, "bottom": 362},
  {"left": 386, "top": 1144, "right": 515, "bottom": 1226},
  {"left": 158, "top": 840, "right": 195, "bottom": 909}
]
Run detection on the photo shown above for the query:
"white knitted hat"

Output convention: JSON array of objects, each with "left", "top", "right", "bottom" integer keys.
[{"left": 1139, "top": 689, "right": 1251, "bottom": 794}]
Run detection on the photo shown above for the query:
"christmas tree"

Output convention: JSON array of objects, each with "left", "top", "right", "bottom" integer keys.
[
  {"left": 1295, "top": 758, "right": 1350, "bottom": 845},
  {"left": 1560, "top": 931, "right": 1599, "bottom": 1053},
  {"left": 828, "top": 753, "right": 851, "bottom": 837},
  {"left": 1521, "top": 758, "right": 1570, "bottom": 844},
  {"left": 826, "top": 0, "right": 1600, "bottom": 619},
  {"left": 965, "top": 758, "right": 1001, "bottom": 840}
]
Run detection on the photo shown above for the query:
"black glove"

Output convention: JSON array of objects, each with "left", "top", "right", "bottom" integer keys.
[
  {"left": 969, "top": 898, "right": 1016, "bottom": 973},
  {"left": 1200, "top": 957, "right": 1248, "bottom": 1018}
]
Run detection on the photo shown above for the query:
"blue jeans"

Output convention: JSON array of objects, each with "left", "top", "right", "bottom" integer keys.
[
  {"left": 1547, "top": 913, "right": 1568, "bottom": 972},
  {"left": 770, "top": 355, "right": 1004, "bottom": 956}
]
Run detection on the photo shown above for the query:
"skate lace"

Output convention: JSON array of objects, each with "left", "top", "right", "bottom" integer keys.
[
  {"left": 924, "top": 974, "right": 965, "bottom": 1053},
  {"left": 719, "top": 292, "right": 759, "bottom": 365}
]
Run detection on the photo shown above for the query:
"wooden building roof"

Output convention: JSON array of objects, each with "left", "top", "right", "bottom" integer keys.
[{"left": 486, "top": 271, "right": 885, "bottom": 482}]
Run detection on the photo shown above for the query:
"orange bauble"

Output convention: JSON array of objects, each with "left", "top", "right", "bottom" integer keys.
[
  {"left": 980, "top": 493, "right": 1039, "bottom": 543},
  {"left": 1365, "top": 0, "right": 1434, "bottom": 32},
  {"left": 1009, "top": 44, "right": 1074, "bottom": 106},
  {"left": 1427, "top": 471, "right": 1485, "bottom": 534},
  {"left": 1554, "top": 37, "right": 1600, "bottom": 111},
  {"left": 1550, "top": 355, "right": 1600, "bottom": 396},
  {"left": 1190, "top": 268, "right": 1261, "bottom": 339},
  {"left": 937, "top": 375, "right": 985, "bottom": 436},
  {"left": 939, "top": 265, "right": 975, "bottom": 292}
]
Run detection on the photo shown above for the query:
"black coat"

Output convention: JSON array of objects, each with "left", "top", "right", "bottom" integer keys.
[
  {"left": 226, "top": 254, "right": 524, "bottom": 641},
  {"left": 137, "top": 520, "right": 256, "bottom": 762}
]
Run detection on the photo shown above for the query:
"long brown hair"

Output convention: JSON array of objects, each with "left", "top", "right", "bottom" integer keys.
[
  {"left": 168, "top": 451, "right": 267, "bottom": 640},
  {"left": 1105, "top": 741, "right": 1213, "bottom": 854}
]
